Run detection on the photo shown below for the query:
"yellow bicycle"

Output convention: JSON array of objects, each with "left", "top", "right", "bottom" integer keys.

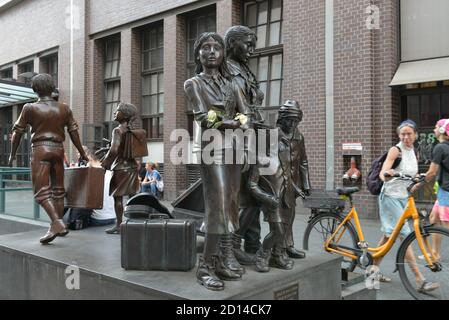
[{"left": 303, "top": 173, "right": 449, "bottom": 300}]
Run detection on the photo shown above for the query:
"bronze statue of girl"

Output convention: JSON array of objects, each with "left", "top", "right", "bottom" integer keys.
[
  {"left": 101, "top": 103, "right": 140, "bottom": 234},
  {"left": 184, "top": 32, "right": 248, "bottom": 291}
]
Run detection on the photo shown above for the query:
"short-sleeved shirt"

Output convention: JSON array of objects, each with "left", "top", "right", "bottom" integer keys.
[
  {"left": 431, "top": 141, "right": 449, "bottom": 192},
  {"left": 146, "top": 170, "right": 161, "bottom": 182},
  {"left": 13, "top": 101, "right": 79, "bottom": 144}
]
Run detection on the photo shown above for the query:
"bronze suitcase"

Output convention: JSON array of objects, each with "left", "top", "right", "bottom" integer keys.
[
  {"left": 121, "top": 216, "right": 197, "bottom": 271},
  {"left": 64, "top": 166, "right": 105, "bottom": 209}
]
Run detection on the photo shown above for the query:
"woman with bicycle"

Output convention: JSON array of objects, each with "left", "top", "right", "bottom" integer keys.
[{"left": 376, "top": 120, "right": 439, "bottom": 293}]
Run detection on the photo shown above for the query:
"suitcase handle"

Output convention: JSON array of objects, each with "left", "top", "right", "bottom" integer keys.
[{"left": 149, "top": 213, "right": 171, "bottom": 220}]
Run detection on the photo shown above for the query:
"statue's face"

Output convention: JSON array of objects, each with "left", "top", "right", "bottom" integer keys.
[
  {"left": 279, "top": 118, "right": 299, "bottom": 134},
  {"left": 114, "top": 110, "right": 125, "bottom": 122},
  {"left": 198, "top": 38, "right": 224, "bottom": 70},
  {"left": 232, "top": 35, "right": 256, "bottom": 62}
]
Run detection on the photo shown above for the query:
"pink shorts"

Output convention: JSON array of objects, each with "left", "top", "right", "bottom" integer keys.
[{"left": 433, "top": 201, "right": 449, "bottom": 222}]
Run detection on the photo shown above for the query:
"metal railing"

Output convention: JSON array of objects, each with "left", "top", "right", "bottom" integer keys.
[{"left": 0, "top": 167, "right": 40, "bottom": 219}]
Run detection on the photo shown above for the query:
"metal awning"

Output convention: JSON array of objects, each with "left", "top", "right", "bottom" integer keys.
[
  {"left": 390, "top": 57, "right": 449, "bottom": 86},
  {"left": 0, "top": 80, "right": 37, "bottom": 108}
]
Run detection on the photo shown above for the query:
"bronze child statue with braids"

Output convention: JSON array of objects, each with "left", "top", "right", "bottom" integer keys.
[{"left": 101, "top": 103, "right": 141, "bottom": 235}]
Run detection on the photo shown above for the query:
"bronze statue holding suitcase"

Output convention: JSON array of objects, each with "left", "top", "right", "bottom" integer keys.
[
  {"left": 8, "top": 74, "right": 88, "bottom": 244},
  {"left": 101, "top": 103, "right": 141, "bottom": 235}
]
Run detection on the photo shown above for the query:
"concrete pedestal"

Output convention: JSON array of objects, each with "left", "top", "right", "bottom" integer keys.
[{"left": 0, "top": 226, "right": 342, "bottom": 300}]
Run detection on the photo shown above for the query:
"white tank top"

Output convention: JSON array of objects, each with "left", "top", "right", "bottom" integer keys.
[{"left": 383, "top": 142, "right": 418, "bottom": 199}]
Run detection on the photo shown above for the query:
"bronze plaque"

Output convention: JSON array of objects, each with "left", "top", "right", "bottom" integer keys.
[{"left": 274, "top": 283, "right": 299, "bottom": 300}]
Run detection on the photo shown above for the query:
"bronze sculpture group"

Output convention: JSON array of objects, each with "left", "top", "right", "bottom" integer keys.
[
  {"left": 185, "top": 27, "right": 311, "bottom": 291},
  {"left": 8, "top": 26, "right": 311, "bottom": 292}
]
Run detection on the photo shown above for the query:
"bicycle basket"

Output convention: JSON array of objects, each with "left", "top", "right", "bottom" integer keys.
[{"left": 302, "top": 190, "right": 346, "bottom": 211}]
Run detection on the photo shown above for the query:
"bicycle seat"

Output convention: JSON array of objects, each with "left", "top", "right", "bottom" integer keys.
[{"left": 336, "top": 187, "right": 360, "bottom": 196}]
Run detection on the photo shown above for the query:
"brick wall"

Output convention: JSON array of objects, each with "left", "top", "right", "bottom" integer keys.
[
  {"left": 163, "top": 15, "right": 188, "bottom": 200},
  {"left": 0, "top": 0, "right": 402, "bottom": 212},
  {"left": 283, "top": 0, "right": 327, "bottom": 190},
  {"left": 333, "top": 0, "right": 400, "bottom": 218},
  {"left": 283, "top": 0, "right": 400, "bottom": 218},
  {"left": 217, "top": 0, "right": 241, "bottom": 36},
  {"left": 88, "top": 0, "right": 197, "bottom": 35}
]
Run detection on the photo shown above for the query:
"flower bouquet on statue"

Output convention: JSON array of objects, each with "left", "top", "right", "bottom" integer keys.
[
  {"left": 234, "top": 113, "right": 249, "bottom": 130},
  {"left": 207, "top": 110, "right": 222, "bottom": 129},
  {"left": 207, "top": 108, "right": 248, "bottom": 130}
]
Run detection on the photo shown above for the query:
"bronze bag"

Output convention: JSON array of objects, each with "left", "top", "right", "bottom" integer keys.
[
  {"left": 64, "top": 166, "right": 105, "bottom": 209},
  {"left": 123, "top": 128, "right": 148, "bottom": 159}
]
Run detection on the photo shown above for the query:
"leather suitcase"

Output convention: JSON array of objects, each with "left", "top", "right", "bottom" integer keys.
[
  {"left": 64, "top": 166, "right": 105, "bottom": 209},
  {"left": 121, "top": 216, "right": 197, "bottom": 271}
]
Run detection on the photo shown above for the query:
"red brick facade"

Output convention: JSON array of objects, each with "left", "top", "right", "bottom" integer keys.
[{"left": 0, "top": 0, "right": 405, "bottom": 218}]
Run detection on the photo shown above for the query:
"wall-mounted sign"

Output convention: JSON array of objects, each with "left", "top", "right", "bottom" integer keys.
[{"left": 343, "top": 143, "right": 363, "bottom": 151}]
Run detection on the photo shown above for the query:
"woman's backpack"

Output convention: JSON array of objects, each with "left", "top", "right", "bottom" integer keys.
[{"left": 366, "top": 146, "right": 402, "bottom": 195}]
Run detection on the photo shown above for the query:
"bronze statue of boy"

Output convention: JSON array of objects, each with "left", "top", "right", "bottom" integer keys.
[{"left": 9, "top": 74, "right": 88, "bottom": 244}]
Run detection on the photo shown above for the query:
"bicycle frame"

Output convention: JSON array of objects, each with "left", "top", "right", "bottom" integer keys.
[{"left": 324, "top": 196, "right": 438, "bottom": 268}]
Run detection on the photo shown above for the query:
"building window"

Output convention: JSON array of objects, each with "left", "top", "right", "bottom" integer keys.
[
  {"left": 245, "top": 0, "right": 283, "bottom": 49},
  {"left": 0, "top": 68, "right": 13, "bottom": 80},
  {"left": 41, "top": 54, "right": 58, "bottom": 87},
  {"left": 18, "top": 61, "right": 34, "bottom": 85},
  {"left": 142, "top": 24, "right": 164, "bottom": 140},
  {"left": 104, "top": 37, "right": 121, "bottom": 128},
  {"left": 186, "top": 10, "right": 216, "bottom": 80},
  {"left": 249, "top": 53, "right": 283, "bottom": 107},
  {"left": 104, "top": 81, "right": 121, "bottom": 123},
  {"left": 245, "top": 0, "right": 283, "bottom": 126}
]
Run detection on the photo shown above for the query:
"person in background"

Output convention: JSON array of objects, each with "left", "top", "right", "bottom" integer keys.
[
  {"left": 84, "top": 147, "right": 116, "bottom": 227},
  {"left": 136, "top": 159, "right": 147, "bottom": 184},
  {"left": 420, "top": 119, "right": 449, "bottom": 262},
  {"left": 141, "top": 162, "right": 162, "bottom": 197}
]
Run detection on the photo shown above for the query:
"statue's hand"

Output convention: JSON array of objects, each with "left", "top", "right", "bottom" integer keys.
[
  {"left": 7, "top": 155, "right": 15, "bottom": 167},
  {"left": 304, "top": 189, "right": 311, "bottom": 197},
  {"left": 267, "top": 196, "right": 280, "bottom": 209},
  {"left": 79, "top": 153, "right": 89, "bottom": 165}
]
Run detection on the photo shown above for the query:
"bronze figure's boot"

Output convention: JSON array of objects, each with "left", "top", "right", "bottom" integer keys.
[
  {"left": 40, "top": 219, "right": 66, "bottom": 244},
  {"left": 255, "top": 248, "right": 270, "bottom": 273},
  {"left": 196, "top": 256, "right": 225, "bottom": 291},
  {"left": 54, "top": 198, "right": 69, "bottom": 237},
  {"left": 232, "top": 233, "right": 255, "bottom": 266},
  {"left": 40, "top": 200, "right": 66, "bottom": 244},
  {"left": 215, "top": 255, "right": 242, "bottom": 281},
  {"left": 270, "top": 248, "right": 294, "bottom": 270},
  {"left": 286, "top": 246, "right": 306, "bottom": 259},
  {"left": 220, "top": 234, "right": 245, "bottom": 275}
]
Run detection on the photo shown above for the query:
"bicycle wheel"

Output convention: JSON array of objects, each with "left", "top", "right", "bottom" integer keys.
[
  {"left": 303, "top": 212, "right": 359, "bottom": 272},
  {"left": 397, "top": 226, "right": 449, "bottom": 300}
]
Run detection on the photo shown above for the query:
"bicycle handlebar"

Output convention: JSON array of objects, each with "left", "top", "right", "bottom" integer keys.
[{"left": 383, "top": 172, "right": 427, "bottom": 193}]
